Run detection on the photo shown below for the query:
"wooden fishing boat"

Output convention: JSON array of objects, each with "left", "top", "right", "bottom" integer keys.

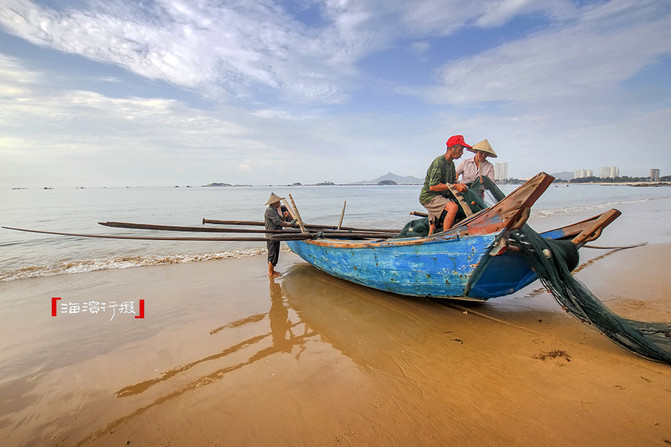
[{"left": 285, "top": 172, "right": 621, "bottom": 301}]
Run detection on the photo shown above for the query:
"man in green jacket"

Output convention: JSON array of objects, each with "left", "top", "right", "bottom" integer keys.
[{"left": 419, "top": 135, "right": 471, "bottom": 235}]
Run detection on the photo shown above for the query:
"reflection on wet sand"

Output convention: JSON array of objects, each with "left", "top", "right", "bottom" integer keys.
[
  {"left": 117, "top": 279, "right": 310, "bottom": 399},
  {"left": 89, "top": 263, "right": 478, "bottom": 442},
  {"left": 81, "top": 275, "right": 317, "bottom": 444}
]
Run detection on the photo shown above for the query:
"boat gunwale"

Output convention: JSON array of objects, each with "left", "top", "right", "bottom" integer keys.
[{"left": 291, "top": 227, "right": 472, "bottom": 249}]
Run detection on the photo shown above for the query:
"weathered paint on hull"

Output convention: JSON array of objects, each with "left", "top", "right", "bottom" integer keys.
[{"left": 286, "top": 232, "right": 500, "bottom": 299}]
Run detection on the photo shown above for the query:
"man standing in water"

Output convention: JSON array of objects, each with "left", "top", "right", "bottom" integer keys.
[
  {"left": 419, "top": 135, "right": 471, "bottom": 235},
  {"left": 264, "top": 193, "right": 291, "bottom": 277}
]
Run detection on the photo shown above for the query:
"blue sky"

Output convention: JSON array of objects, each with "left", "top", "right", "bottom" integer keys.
[{"left": 1, "top": 0, "right": 670, "bottom": 187}]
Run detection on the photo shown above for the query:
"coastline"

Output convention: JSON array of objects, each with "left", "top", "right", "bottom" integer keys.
[{"left": 1, "top": 197, "right": 670, "bottom": 446}]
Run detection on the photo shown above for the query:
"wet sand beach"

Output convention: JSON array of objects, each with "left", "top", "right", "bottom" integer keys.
[{"left": 1, "top": 205, "right": 671, "bottom": 446}]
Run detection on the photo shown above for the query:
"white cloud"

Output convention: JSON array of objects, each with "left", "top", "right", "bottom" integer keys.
[
  {"left": 0, "top": 0, "right": 586, "bottom": 105},
  {"left": 425, "top": 0, "right": 671, "bottom": 104},
  {"left": 0, "top": 0, "right": 355, "bottom": 102}
]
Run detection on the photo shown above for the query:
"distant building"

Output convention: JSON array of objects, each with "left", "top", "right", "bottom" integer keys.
[
  {"left": 599, "top": 166, "right": 619, "bottom": 179},
  {"left": 650, "top": 169, "right": 660, "bottom": 182},
  {"left": 574, "top": 169, "right": 593, "bottom": 179},
  {"left": 494, "top": 162, "right": 508, "bottom": 181}
]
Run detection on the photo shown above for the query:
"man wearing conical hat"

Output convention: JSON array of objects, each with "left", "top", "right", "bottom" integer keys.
[
  {"left": 456, "top": 139, "right": 497, "bottom": 199},
  {"left": 264, "top": 193, "right": 291, "bottom": 277}
]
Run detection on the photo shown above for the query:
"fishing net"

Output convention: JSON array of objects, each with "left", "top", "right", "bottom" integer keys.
[
  {"left": 402, "top": 176, "right": 671, "bottom": 363},
  {"left": 488, "top": 176, "right": 671, "bottom": 364},
  {"left": 509, "top": 227, "right": 671, "bottom": 364}
]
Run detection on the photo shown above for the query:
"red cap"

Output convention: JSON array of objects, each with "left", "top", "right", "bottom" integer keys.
[{"left": 446, "top": 135, "right": 472, "bottom": 149}]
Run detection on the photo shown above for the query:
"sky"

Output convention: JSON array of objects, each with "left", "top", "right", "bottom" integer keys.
[{"left": 1, "top": 0, "right": 670, "bottom": 187}]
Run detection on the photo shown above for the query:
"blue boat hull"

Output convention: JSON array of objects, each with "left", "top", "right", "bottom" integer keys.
[
  {"left": 287, "top": 229, "right": 568, "bottom": 300},
  {"left": 287, "top": 231, "right": 503, "bottom": 300}
]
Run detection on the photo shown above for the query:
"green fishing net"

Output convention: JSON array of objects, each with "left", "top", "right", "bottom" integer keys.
[
  {"left": 510, "top": 228, "right": 671, "bottom": 363},
  {"left": 485, "top": 176, "right": 671, "bottom": 363},
  {"left": 403, "top": 176, "right": 671, "bottom": 363}
]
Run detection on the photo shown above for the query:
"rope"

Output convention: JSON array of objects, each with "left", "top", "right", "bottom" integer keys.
[{"left": 583, "top": 242, "right": 648, "bottom": 250}]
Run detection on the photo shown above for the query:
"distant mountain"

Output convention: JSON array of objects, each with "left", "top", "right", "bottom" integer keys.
[
  {"left": 355, "top": 172, "right": 423, "bottom": 185},
  {"left": 550, "top": 171, "right": 574, "bottom": 181}
]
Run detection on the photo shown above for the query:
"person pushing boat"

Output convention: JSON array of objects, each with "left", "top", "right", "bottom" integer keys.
[{"left": 419, "top": 135, "right": 471, "bottom": 235}]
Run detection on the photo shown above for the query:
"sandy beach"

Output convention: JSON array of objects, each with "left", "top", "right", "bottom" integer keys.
[{"left": 1, "top": 205, "right": 671, "bottom": 446}]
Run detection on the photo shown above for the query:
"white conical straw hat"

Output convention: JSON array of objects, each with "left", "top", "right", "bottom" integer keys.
[
  {"left": 265, "top": 192, "right": 285, "bottom": 205},
  {"left": 468, "top": 139, "right": 497, "bottom": 158}
]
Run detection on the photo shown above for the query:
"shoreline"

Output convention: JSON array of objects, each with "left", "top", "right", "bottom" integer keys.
[
  {"left": 1, "top": 194, "right": 670, "bottom": 445},
  {"left": 1, "top": 239, "right": 670, "bottom": 445}
]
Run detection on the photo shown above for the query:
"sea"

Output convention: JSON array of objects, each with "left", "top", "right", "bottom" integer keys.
[{"left": 2, "top": 183, "right": 670, "bottom": 282}]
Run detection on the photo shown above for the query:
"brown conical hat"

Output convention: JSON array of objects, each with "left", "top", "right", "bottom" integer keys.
[
  {"left": 468, "top": 139, "right": 497, "bottom": 158},
  {"left": 265, "top": 192, "right": 285, "bottom": 205}
]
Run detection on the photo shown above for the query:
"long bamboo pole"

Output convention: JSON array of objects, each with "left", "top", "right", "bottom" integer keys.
[
  {"left": 2, "top": 226, "right": 277, "bottom": 241},
  {"left": 202, "top": 218, "right": 399, "bottom": 233},
  {"left": 409, "top": 211, "right": 428, "bottom": 217},
  {"left": 3, "top": 226, "right": 396, "bottom": 241},
  {"left": 98, "top": 221, "right": 397, "bottom": 238},
  {"left": 99, "top": 221, "right": 300, "bottom": 234}
]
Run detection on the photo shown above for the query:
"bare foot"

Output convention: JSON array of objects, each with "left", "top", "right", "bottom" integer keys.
[{"left": 269, "top": 271, "right": 282, "bottom": 278}]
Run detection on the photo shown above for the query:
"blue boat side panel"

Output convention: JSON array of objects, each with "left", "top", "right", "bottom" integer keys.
[
  {"left": 468, "top": 229, "right": 568, "bottom": 299},
  {"left": 287, "top": 234, "right": 499, "bottom": 298},
  {"left": 467, "top": 251, "right": 539, "bottom": 299}
]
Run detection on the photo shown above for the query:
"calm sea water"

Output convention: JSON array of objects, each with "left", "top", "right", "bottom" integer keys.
[{"left": 2, "top": 184, "right": 670, "bottom": 281}]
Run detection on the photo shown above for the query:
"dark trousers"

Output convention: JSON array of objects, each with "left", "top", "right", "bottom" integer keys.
[{"left": 267, "top": 241, "right": 280, "bottom": 266}]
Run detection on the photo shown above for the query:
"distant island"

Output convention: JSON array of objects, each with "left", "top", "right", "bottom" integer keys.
[
  {"left": 355, "top": 172, "right": 423, "bottom": 185},
  {"left": 202, "top": 182, "right": 251, "bottom": 187}
]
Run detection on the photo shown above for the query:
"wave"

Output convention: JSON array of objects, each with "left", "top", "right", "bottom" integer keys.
[
  {"left": 532, "top": 197, "right": 655, "bottom": 218},
  {"left": 0, "top": 247, "right": 282, "bottom": 282}
]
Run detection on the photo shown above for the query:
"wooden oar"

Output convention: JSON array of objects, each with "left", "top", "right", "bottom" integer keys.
[{"left": 202, "top": 218, "right": 399, "bottom": 233}]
